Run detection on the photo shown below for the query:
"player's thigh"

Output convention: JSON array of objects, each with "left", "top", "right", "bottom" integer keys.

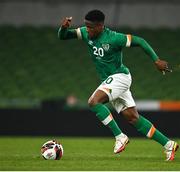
[
  {"left": 111, "top": 89, "right": 136, "bottom": 113},
  {"left": 88, "top": 89, "right": 109, "bottom": 106},
  {"left": 98, "top": 73, "right": 132, "bottom": 101}
]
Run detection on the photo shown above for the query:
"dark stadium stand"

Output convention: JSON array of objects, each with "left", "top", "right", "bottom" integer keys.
[{"left": 0, "top": 26, "right": 180, "bottom": 106}]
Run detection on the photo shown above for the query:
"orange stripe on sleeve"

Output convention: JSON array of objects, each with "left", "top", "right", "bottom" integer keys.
[
  {"left": 127, "top": 34, "right": 132, "bottom": 42},
  {"left": 126, "top": 34, "right": 132, "bottom": 47}
]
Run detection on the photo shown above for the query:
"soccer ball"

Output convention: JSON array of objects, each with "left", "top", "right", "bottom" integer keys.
[{"left": 41, "top": 140, "right": 63, "bottom": 160}]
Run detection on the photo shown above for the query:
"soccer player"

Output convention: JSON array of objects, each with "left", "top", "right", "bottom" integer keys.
[{"left": 58, "top": 9, "right": 179, "bottom": 161}]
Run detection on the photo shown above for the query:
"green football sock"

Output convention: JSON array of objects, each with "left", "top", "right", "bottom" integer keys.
[
  {"left": 133, "top": 115, "right": 169, "bottom": 146},
  {"left": 91, "top": 103, "right": 122, "bottom": 136}
]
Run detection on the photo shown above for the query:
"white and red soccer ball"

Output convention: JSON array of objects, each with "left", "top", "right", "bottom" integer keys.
[{"left": 41, "top": 140, "right": 63, "bottom": 160}]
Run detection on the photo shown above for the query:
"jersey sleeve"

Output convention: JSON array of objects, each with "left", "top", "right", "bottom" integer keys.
[
  {"left": 113, "top": 32, "right": 132, "bottom": 48},
  {"left": 131, "top": 35, "right": 159, "bottom": 62},
  {"left": 58, "top": 27, "right": 77, "bottom": 40},
  {"left": 58, "top": 26, "right": 87, "bottom": 41}
]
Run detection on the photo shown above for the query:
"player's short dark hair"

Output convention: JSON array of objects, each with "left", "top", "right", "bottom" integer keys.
[{"left": 85, "top": 10, "right": 105, "bottom": 23}]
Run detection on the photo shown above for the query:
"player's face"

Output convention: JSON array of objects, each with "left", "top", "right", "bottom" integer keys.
[{"left": 85, "top": 21, "right": 104, "bottom": 39}]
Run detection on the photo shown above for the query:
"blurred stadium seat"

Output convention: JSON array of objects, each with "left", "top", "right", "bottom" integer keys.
[{"left": 0, "top": 26, "right": 179, "bottom": 107}]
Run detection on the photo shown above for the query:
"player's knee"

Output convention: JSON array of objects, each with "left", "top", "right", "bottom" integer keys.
[
  {"left": 128, "top": 114, "right": 139, "bottom": 125},
  {"left": 122, "top": 107, "right": 139, "bottom": 124}
]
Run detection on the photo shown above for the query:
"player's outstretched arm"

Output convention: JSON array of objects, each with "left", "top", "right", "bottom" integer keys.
[
  {"left": 58, "top": 17, "right": 78, "bottom": 40},
  {"left": 131, "top": 35, "right": 172, "bottom": 74}
]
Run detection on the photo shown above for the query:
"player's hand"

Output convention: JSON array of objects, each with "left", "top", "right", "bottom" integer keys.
[
  {"left": 61, "top": 17, "right": 72, "bottom": 28},
  {"left": 154, "top": 59, "right": 172, "bottom": 75}
]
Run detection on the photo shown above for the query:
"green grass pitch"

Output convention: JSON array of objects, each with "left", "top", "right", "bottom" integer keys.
[{"left": 0, "top": 137, "right": 180, "bottom": 170}]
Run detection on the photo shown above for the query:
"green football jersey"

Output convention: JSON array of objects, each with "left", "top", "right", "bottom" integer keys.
[{"left": 78, "top": 27, "right": 130, "bottom": 81}]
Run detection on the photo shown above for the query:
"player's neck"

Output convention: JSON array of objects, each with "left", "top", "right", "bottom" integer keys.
[{"left": 90, "top": 27, "right": 105, "bottom": 40}]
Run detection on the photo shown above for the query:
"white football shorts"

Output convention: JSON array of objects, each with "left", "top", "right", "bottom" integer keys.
[{"left": 93, "top": 73, "right": 136, "bottom": 113}]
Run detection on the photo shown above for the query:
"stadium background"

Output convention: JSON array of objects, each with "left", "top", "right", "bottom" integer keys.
[{"left": 0, "top": 0, "right": 180, "bottom": 137}]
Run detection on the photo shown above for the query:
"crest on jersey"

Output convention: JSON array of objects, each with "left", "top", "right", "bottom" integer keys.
[{"left": 102, "top": 44, "right": 110, "bottom": 51}]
